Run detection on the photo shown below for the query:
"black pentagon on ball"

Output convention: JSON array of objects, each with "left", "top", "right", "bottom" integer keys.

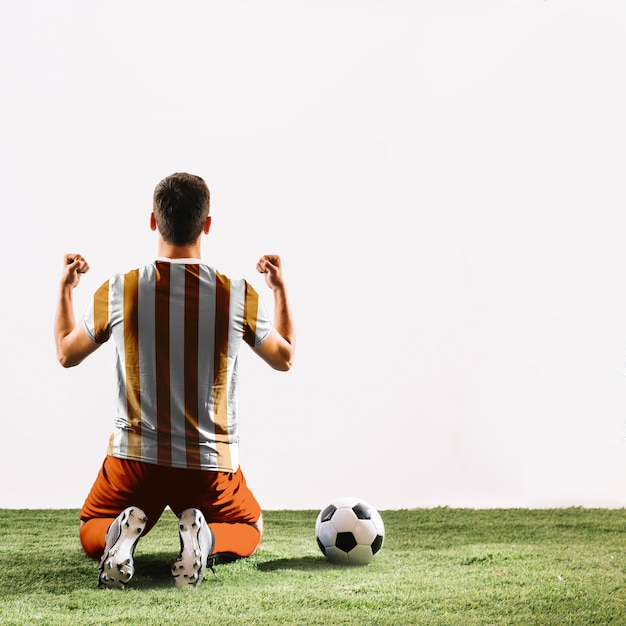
[
  {"left": 351, "top": 503, "right": 373, "bottom": 520},
  {"left": 320, "top": 504, "right": 337, "bottom": 523},
  {"left": 371, "top": 534, "right": 384, "bottom": 555},
  {"left": 335, "top": 531, "right": 358, "bottom": 553}
]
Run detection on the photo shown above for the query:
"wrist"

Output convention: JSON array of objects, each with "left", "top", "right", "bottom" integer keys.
[
  {"left": 271, "top": 283, "right": 287, "bottom": 296},
  {"left": 59, "top": 281, "right": 75, "bottom": 294}
]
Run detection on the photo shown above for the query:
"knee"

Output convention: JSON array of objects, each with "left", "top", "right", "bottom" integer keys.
[{"left": 80, "top": 518, "right": 109, "bottom": 561}]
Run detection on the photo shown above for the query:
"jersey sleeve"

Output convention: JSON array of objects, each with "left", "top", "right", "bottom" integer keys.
[
  {"left": 82, "top": 279, "right": 112, "bottom": 344},
  {"left": 242, "top": 280, "right": 273, "bottom": 347}
]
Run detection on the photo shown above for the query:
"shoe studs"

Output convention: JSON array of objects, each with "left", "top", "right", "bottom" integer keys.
[{"left": 98, "top": 506, "right": 147, "bottom": 590}]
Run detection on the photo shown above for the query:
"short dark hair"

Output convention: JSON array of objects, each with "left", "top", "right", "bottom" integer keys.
[{"left": 153, "top": 173, "right": 211, "bottom": 246}]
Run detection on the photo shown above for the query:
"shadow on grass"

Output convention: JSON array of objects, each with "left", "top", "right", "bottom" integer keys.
[
  {"left": 133, "top": 553, "right": 244, "bottom": 588},
  {"left": 1, "top": 553, "right": 338, "bottom": 595},
  {"left": 257, "top": 556, "right": 343, "bottom": 572},
  {"left": 132, "top": 552, "right": 181, "bottom": 588}
]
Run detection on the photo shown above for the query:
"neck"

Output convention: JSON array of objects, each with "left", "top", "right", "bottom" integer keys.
[{"left": 157, "top": 239, "right": 203, "bottom": 260}]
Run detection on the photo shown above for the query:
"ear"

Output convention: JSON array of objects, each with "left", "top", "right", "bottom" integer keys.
[
  {"left": 150, "top": 212, "right": 157, "bottom": 231},
  {"left": 203, "top": 216, "right": 212, "bottom": 235}
]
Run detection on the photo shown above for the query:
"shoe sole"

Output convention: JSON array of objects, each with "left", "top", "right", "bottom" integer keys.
[
  {"left": 98, "top": 506, "right": 147, "bottom": 589},
  {"left": 172, "top": 508, "right": 213, "bottom": 587}
]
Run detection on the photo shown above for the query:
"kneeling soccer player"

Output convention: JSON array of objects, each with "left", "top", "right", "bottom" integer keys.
[{"left": 54, "top": 172, "right": 296, "bottom": 588}]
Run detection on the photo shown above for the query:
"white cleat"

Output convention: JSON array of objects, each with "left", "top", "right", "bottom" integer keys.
[
  {"left": 98, "top": 506, "right": 147, "bottom": 589},
  {"left": 172, "top": 508, "right": 214, "bottom": 588}
]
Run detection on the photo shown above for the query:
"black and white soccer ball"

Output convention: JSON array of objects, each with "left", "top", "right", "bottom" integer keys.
[{"left": 315, "top": 497, "right": 385, "bottom": 565}]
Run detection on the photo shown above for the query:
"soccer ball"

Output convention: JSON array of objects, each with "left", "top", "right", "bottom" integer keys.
[{"left": 315, "top": 497, "right": 385, "bottom": 565}]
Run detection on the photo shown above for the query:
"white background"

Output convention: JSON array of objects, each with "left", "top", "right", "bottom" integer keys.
[{"left": 2, "top": 0, "right": 626, "bottom": 510}]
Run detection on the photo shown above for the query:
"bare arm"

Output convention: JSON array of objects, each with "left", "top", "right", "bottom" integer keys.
[
  {"left": 252, "top": 255, "right": 296, "bottom": 371},
  {"left": 54, "top": 254, "right": 101, "bottom": 368}
]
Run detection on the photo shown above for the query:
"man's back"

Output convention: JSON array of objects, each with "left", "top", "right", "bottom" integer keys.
[{"left": 83, "top": 259, "right": 272, "bottom": 471}]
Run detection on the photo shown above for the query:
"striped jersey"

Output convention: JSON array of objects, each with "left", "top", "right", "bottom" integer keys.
[{"left": 82, "top": 258, "right": 272, "bottom": 472}]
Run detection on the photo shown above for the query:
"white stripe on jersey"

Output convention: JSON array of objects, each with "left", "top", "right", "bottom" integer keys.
[{"left": 197, "top": 264, "right": 217, "bottom": 467}]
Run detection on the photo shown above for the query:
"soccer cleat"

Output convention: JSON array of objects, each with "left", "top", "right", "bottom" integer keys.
[
  {"left": 98, "top": 506, "right": 147, "bottom": 589},
  {"left": 172, "top": 508, "right": 214, "bottom": 587}
]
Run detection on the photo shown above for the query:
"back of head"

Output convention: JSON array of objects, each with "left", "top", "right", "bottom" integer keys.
[{"left": 153, "top": 173, "right": 211, "bottom": 246}]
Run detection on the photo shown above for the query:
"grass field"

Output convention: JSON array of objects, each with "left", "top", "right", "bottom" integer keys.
[{"left": 0, "top": 508, "right": 625, "bottom": 625}]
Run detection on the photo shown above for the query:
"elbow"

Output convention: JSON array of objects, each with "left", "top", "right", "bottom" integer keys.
[
  {"left": 274, "top": 359, "right": 293, "bottom": 372},
  {"left": 57, "top": 349, "right": 80, "bottom": 368},
  {"left": 265, "top": 346, "right": 295, "bottom": 372},
  {"left": 275, "top": 348, "right": 295, "bottom": 372},
  {"left": 57, "top": 354, "right": 76, "bottom": 368},
  {"left": 56, "top": 346, "right": 71, "bottom": 368}
]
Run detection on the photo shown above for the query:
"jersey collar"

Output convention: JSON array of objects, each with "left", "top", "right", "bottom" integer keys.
[{"left": 157, "top": 257, "right": 203, "bottom": 264}]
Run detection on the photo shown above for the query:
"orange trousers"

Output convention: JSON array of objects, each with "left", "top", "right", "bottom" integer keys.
[{"left": 79, "top": 456, "right": 262, "bottom": 561}]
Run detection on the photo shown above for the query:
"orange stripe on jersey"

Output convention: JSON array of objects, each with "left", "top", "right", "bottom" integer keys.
[
  {"left": 184, "top": 265, "right": 201, "bottom": 468},
  {"left": 93, "top": 281, "right": 111, "bottom": 343},
  {"left": 123, "top": 269, "right": 142, "bottom": 457},
  {"left": 243, "top": 281, "right": 259, "bottom": 346},
  {"left": 214, "top": 271, "right": 232, "bottom": 469},
  {"left": 155, "top": 262, "right": 172, "bottom": 466}
]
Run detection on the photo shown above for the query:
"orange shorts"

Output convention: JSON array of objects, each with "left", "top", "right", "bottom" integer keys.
[{"left": 80, "top": 455, "right": 262, "bottom": 559}]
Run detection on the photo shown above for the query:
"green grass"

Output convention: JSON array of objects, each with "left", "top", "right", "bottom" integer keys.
[{"left": 0, "top": 508, "right": 625, "bottom": 625}]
